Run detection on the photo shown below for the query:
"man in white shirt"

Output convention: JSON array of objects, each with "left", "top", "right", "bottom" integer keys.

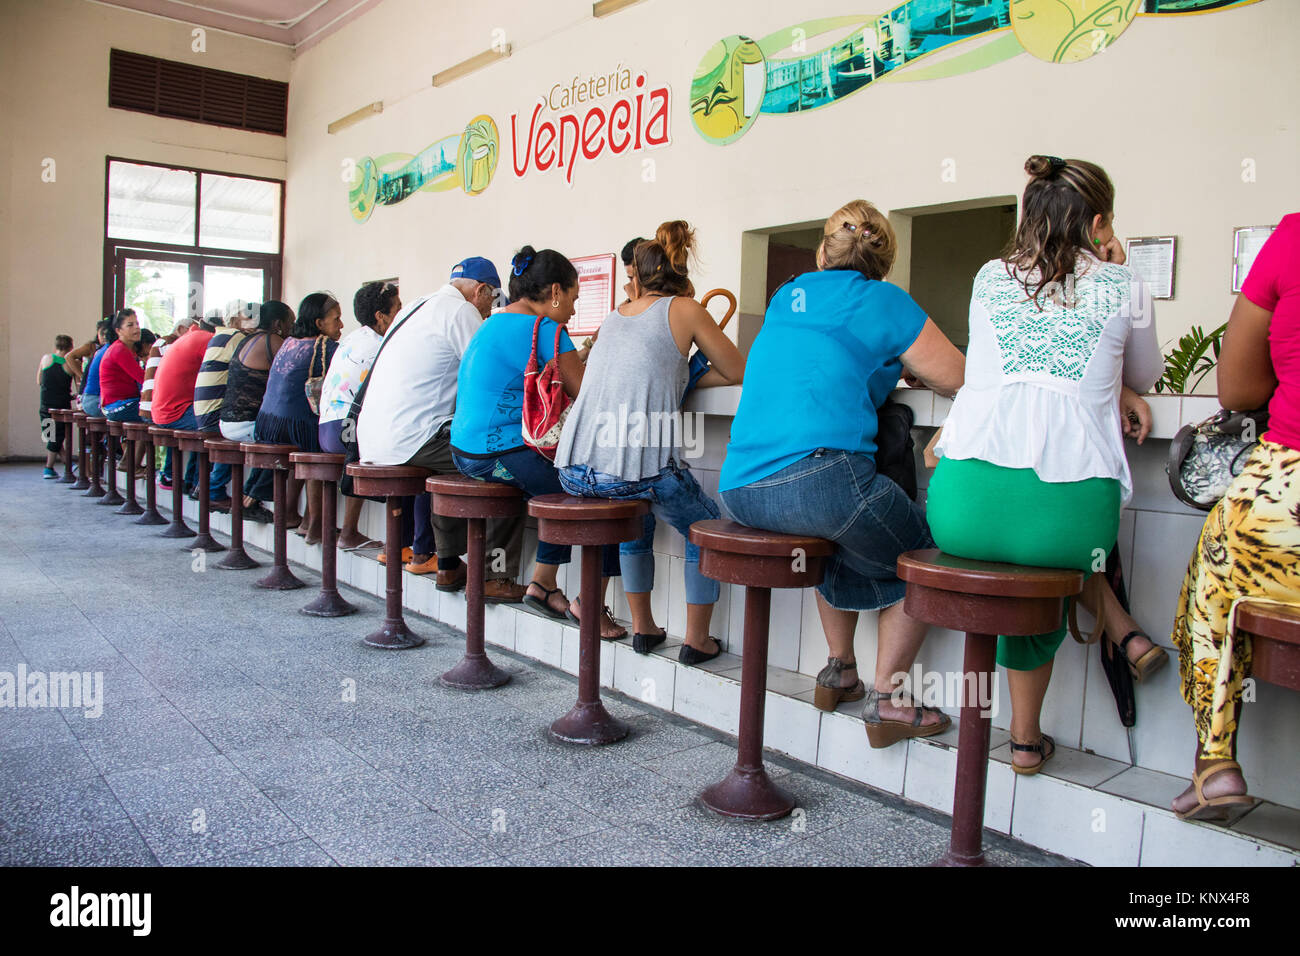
[{"left": 358, "top": 258, "right": 526, "bottom": 602}]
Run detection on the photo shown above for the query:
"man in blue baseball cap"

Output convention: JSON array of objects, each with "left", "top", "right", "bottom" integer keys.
[{"left": 356, "top": 256, "right": 526, "bottom": 602}]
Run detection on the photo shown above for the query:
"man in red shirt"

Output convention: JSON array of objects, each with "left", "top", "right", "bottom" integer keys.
[{"left": 153, "top": 322, "right": 230, "bottom": 507}]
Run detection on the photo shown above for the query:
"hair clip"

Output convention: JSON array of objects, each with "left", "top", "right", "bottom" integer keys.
[
  {"left": 511, "top": 254, "right": 534, "bottom": 277},
  {"left": 1047, "top": 156, "right": 1066, "bottom": 172}
]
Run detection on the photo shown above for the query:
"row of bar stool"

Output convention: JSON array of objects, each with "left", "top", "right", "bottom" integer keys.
[{"left": 56, "top": 414, "right": 1108, "bottom": 866}]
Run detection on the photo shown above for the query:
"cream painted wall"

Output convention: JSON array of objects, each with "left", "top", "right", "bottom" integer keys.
[
  {"left": 0, "top": 0, "right": 291, "bottom": 458},
  {"left": 283, "top": 0, "right": 1297, "bottom": 357}
]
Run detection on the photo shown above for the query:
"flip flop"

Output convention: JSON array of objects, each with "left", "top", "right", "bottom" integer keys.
[
  {"left": 565, "top": 602, "right": 628, "bottom": 640},
  {"left": 342, "top": 538, "right": 383, "bottom": 552},
  {"left": 523, "top": 584, "right": 568, "bottom": 620},
  {"left": 1175, "top": 760, "right": 1257, "bottom": 824}
]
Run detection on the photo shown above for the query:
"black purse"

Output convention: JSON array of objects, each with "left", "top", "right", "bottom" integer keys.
[{"left": 875, "top": 400, "right": 918, "bottom": 501}]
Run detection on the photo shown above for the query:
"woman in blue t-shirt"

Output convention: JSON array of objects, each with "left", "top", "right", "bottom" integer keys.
[
  {"left": 719, "top": 200, "right": 965, "bottom": 749},
  {"left": 451, "top": 246, "right": 623, "bottom": 639}
]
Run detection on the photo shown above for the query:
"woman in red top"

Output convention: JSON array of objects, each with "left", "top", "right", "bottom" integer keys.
[
  {"left": 100, "top": 309, "right": 146, "bottom": 420},
  {"left": 1171, "top": 213, "right": 1300, "bottom": 823}
]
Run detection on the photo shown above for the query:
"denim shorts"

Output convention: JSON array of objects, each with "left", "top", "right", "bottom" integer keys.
[{"left": 720, "top": 449, "right": 933, "bottom": 611}]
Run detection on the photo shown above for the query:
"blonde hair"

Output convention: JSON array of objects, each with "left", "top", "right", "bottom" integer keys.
[{"left": 819, "top": 200, "right": 896, "bottom": 280}]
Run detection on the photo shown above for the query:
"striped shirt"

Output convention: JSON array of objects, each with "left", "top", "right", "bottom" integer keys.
[
  {"left": 139, "top": 341, "right": 167, "bottom": 421},
  {"left": 193, "top": 330, "right": 248, "bottom": 431}
]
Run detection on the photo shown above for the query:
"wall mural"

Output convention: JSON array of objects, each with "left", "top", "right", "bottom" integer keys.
[
  {"left": 690, "top": 0, "right": 1261, "bottom": 144},
  {"left": 348, "top": 115, "right": 499, "bottom": 224}
]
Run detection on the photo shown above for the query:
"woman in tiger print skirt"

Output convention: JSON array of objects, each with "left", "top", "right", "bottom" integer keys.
[{"left": 1171, "top": 212, "right": 1300, "bottom": 823}]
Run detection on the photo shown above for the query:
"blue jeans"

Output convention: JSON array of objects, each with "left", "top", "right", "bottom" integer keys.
[
  {"left": 559, "top": 461, "right": 721, "bottom": 605},
  {"left": 721, "top": 449, "right": 933, "bottom": 611},
  {"left": 104, "top": 398, "right": 141, "bottom": 423},
  {"left": 157, "top": 404, "right": 231, "bottom": 500},
  {"left": 453, "top": 447, "right": 619, "bottom": 575}
]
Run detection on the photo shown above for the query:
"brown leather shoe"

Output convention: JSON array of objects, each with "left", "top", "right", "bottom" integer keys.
[
  {"left": 404, "top": 555, "right": 438, "bottom": 576},
  {"left": 483, "top": 578, "right": 527, "bottom": 604},
  {"left": 435, "top": 561, "right": 467, "bottom": 592}
]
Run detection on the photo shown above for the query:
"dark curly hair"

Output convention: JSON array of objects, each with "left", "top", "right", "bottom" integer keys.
[
  {"left": 258, "top": 300, "right": 294, "bottom": 332},
  {"left": 507, "top": 246, "right": 578, "bottom": 305},
  {"left": 353, "top": 281, "right": 399, "bottom": 329},
  {"left": 621, "top": 237, "right": 646, "bottom": 267}
]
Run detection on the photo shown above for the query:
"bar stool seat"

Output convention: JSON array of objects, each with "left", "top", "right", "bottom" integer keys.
[
  {"left": 528, "top": 493, "right": 649, "bottom": 745},
  {"left": 347, "top": 463, "right": 432, "bottom": 649},
  {"left": 124, "top": 421, "right": 166, "bottom": 525},
  {"left": 293, "top": 452, "right": 356, "bottom": 617},
  {"left": 71, "top": 412, "right": 91, "bottom": 490},
  {"left": 50, "top": 409, "right": 76, "bottom": 483},
  {"left": 206, "top": 438, "right": 258, "bottom": 570},
  {"left": 689, "top": 519, "right": 834, "bottom": 820},
  {"left": 242, "top": 442, "right": 305, "bottom": 591},
  {"left": 428, "top": 476, "right": 524, "bottom": 689},
  {"left": 148, "top": 427, "right": 195, "bottom": 538},
  {"left": 1236, "top": 601, "right": 1300, "bottom": 691},
  {"left": 175, "top": 430, "right": 225, "bottom": 553},
  {"left": 109, "top": 418, "right": 144, "bottom": 516},
  {"left": 897, "top": 549, "right": 1083, "bottom": 867},
  {"left": 83, "top": 417, "right": 108, "bottom": 499}
]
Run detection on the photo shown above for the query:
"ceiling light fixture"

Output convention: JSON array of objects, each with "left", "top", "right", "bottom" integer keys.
[{"left": 432, "top": 45, "right": 512, "bottom": 88}]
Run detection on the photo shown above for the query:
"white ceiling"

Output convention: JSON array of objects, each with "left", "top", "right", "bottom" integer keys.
[{"left": 93, "top": 0, "right": 387, "bottom": 50}]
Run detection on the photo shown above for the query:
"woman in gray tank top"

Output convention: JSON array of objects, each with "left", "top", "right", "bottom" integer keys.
[{"left": 555, "top": 221, "right": 745, "bottom": 665}]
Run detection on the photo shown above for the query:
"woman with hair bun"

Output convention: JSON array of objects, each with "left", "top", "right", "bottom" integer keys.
[
  {"left": 720, "top": 200, "right": 966, "bottom": 747},
  {"left": 451, "top": 246, "right": 625, "bottom": 638},
  {"left": 556, "top": 221, "right": 745, "bottom": 664},
  {"left": 926, "top": 156, "right": 1164, "bottom": 774}
]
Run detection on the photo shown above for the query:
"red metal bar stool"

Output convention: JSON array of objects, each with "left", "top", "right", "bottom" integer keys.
[
  {"left": 71, "top": 412, "right": 91, "bottom": 491},
  {"left": 292, "top": 452, "right": 356, "bottom": 617},
  {"left": 897, "top": 549, "right": 1083, "bottom": 867},
  {"left": 124, "top": 422, "right": 166, "bottom": 526},
  {"left": 427, "top": 475, "right": 522, "bottom": 689},
  {"left": 1236, "top": 601, "right": 1300, "bottom": 691},
  {"left": 206, "top": 438, "right": 258, "bottom": 570},
  {"left": 242, "top": 442, "right": 306, "bottom": 591},
  {"left": 528, "top": 494, "right": 649, "bottom": 745},
  {"left": 688, "top": 519, "right": 835, "bottom": 820},
  {"left": 175, "top": 430, "right": 225, "bottom": 553},
  {"left": 346, "top": 464, "right": 431, "bottom": 649},
  {"left": 111, "top": 419, "right": 144, "bottom": 516},
  {"left": 97, "top": 420, "right": 126, "bottom": 506},
  {"left": 82, "top": 417, "right": 108, "bottom": 499},
  {"left": 148, "top": 427, "right": 195, "bottom": 539},
  {"left": 51, "top": 410, "right": 76, "bottom": 483}
]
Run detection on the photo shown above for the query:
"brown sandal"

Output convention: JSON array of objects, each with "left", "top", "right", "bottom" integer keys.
[
  {"left": 861, "top": 688, "right": 951, "bottom": 749},
  {"left": 1119, "top": 631, "right": 1168, "bottom": 683},
  {"left": 813, "top": 657, "right": 866, "bottom": 712},
  {"left": 1010, "top": 733, "right": 1056, "bottom": 776},
  {"left": 1175, "top": 760, "right": 1257, "bottom": 824}
]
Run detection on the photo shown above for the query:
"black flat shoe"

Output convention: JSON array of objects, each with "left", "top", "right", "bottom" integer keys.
[
  {"left": 522, "top": 584, "right": 567, "bottom": 620},
  {"left": 678, "top": 638, "right": 722, "bottom": 667},
  {"left": 633, "top": 630, "right": 667, "bottom": 655},
  {"left": 243, "top": 503, "right": 274, "bottom": 524}
]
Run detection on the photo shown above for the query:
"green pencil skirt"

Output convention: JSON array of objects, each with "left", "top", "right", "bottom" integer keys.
[{"left": 926, "top": 457, "right": 1120, "bottom": 671}]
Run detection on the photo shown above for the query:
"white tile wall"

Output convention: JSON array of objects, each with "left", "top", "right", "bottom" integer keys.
[
  {"left": 762, "top": 690, "right": 821, "bottom": 765},
  {"left": 611, "top": 642, "right": 677, "bottom": 710},
  {"left": 902, "top": 738, "right": 1015, "bottom": 834},
  {"left": 815, "top": 709, "right": 907, "bottom": 794},
  {"left": 1011, "top": 775, "right": 1144, "bottom": 866},
  {"left": 1139, "top": 809, "right": 1298, "bottom": 867},
  {"left": 673, "top": 664, "right": 741, "bottom": 737},
  {"left": 560, "top": 628, "right": 615, "bottom": 686}
]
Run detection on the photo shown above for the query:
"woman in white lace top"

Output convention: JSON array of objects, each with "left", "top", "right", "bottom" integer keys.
[{"left": 927, "top": 155, "right": 1164, "bottom": 774}]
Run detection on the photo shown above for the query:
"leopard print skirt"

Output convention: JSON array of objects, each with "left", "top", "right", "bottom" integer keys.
[{"left": 1172, "top": 439, "right": 1300, "bottom": 758}]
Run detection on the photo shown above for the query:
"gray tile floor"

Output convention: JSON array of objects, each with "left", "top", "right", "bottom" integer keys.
[{"left": 0, "top": 464, "right": 1071, "bottom": 866}]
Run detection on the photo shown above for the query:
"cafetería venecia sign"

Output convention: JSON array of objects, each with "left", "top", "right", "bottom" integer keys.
[{"left": 510, "top": 64, "right": 671, "bottom": 186}]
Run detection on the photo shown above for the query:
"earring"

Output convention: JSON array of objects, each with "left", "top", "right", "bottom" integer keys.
[
  {"left": 1093, "top": 237, "right": 1102, "bottom": 246},
  {"left": 552, "top": 299, "right": 559, "bottom": 308}
]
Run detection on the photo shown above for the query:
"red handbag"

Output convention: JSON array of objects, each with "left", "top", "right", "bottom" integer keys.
[{"left": 521, "top": 315, "right": 572, "bottom": 459}]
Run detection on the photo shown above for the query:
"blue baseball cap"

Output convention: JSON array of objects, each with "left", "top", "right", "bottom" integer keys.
[{"left": 450, "top": 257, "right": 501, "bottom": 289}]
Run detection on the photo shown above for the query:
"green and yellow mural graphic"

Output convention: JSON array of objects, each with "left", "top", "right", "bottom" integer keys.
[
  {"left": 348, "top": 115, "right": 500, "bottom": 224},
  {"left": 691, "top": 0, "right": 1261, "bottom": 144}
]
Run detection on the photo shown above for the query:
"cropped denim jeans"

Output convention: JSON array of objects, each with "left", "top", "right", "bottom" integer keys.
[
  {"left": 721, "top": 449, "right": 932, "bottom": 611},
  {"left": 559, "top": 460, "right": 721, "bottom": 605}
]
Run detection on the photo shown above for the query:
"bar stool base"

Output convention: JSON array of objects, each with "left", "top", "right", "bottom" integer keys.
[
  {"left": 255, "top": 565, "right": 307, "bottom": 590},
  {"left": 549, "top": 701, "right": 629, "bottom": 746},
  {"left": 71, "top": 477, "right": 91, "bottom": 491},
  {"left": 97, "top": 489, "right": 125, "bottom": 506},
  {"left": 58, "top": 472, "right": 77, "bottom": 485},
  {"left": 441, "top": 654, "right": 511, "bottom": 690},
  {"left": 115, "top": 501, "right": 144, "bottom": 516},
  {"left": 135, "top": 509, "right": 168, "bottom": 526},
  {"left": 214, "top": 548, "right": 259, "bottom": 571},
  {"left": 700, "top": 767, "right": 796, "bottom": 821},
  {"left": 159, "top": 522, "right": 195, "bottom": 538},
  {"left": 363, "top": 620, "right": 424, "bottom": 650},
  {"left": 300, "top": 590, "right": 358, "bottom": 618},
  {"left": 932, "top": 849, "right": 988, "bottom": 867},
  {"left": 185, "top": 533, "right": 225, "bottom": 553}
]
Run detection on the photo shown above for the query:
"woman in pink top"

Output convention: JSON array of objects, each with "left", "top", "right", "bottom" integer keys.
[
  {"left": 99, "top": 309, "right": 146, "bottom": 418},
  {"left": 1171, "top": 213, "right": 1300, "bottom": 823}
]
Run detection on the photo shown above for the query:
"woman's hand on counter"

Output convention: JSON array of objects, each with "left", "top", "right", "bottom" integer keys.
[{"left": 1120, "top": 385, "right": 1152, "bottom": 444}]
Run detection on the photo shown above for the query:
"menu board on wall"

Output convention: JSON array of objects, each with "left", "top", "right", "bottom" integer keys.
[{"left": 569, "top": 254, "right": 617, "bottom": 336}]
